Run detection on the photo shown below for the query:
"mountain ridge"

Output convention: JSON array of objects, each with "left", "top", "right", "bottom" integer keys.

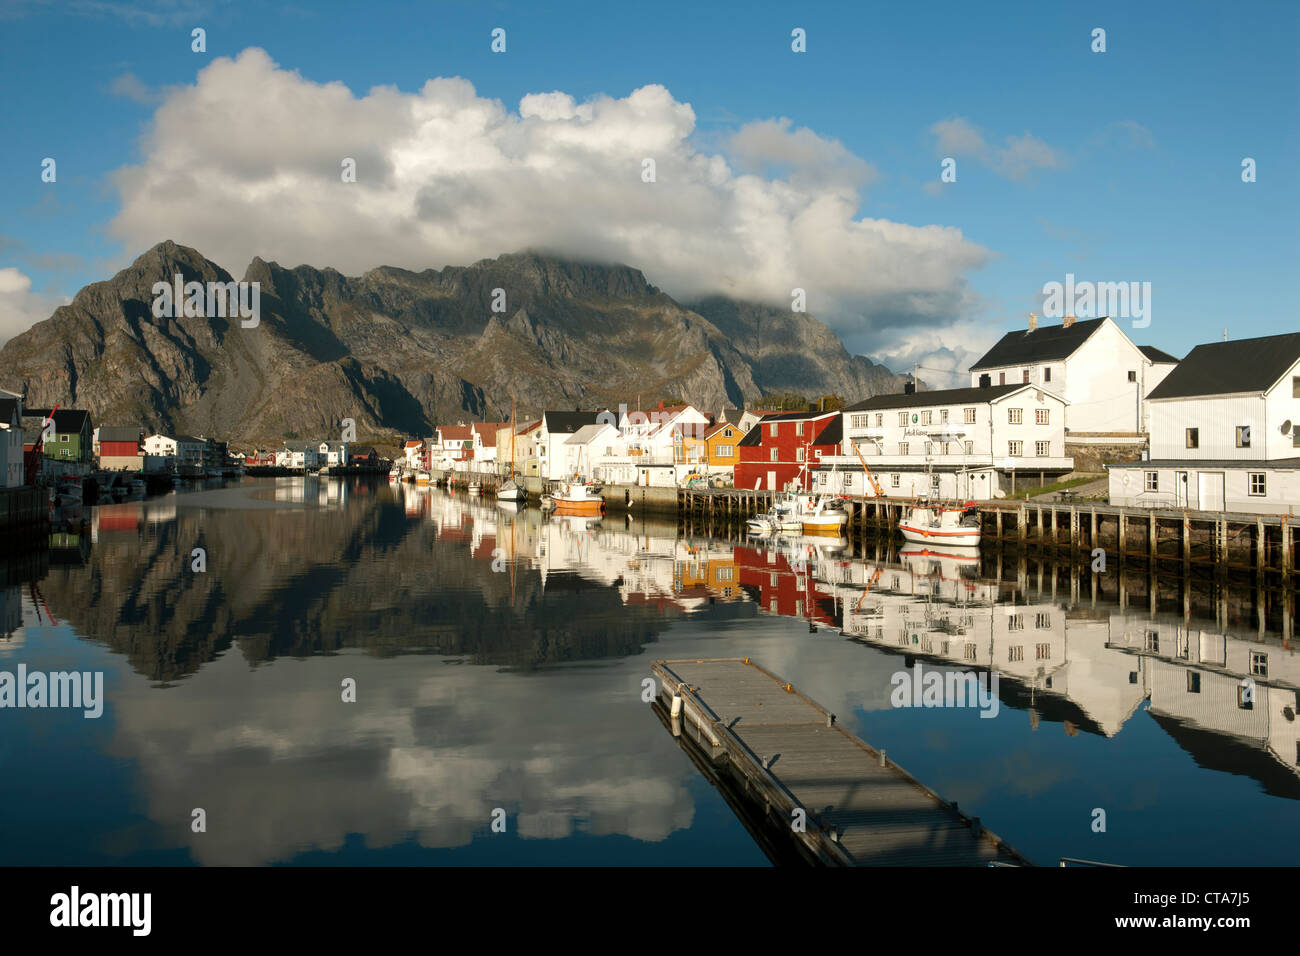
[{"left": 0, "top": 241, "right": 911, "bottom": 441}]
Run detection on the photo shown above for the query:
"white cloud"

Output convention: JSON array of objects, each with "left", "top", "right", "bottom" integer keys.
[
  {"left": 930, "top": 116, "right": 1062, "bottom": 181},
  {"left": 0, "top": 267, "right": 68, "bottom": 346},
  {"left": 109, "top": 71, "right": 166, "bottom": 105},
  {"left": 109, "top": 48, "right": 992, "bottom": 357}
]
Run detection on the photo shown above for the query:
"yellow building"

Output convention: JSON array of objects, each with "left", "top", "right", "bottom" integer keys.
[{"left": 704, "top": 421, "right": 741, "bottom": 469}]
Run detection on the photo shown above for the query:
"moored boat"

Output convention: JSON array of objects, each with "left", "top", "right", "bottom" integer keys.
[
  {"left": 467, "top": 481, "right": 481, "bottom": 496},
  {"left": 799, "top": 494, "right": 849, "bottom": 536},
  {"left": 497, "top": 478, "right": 524, "bottom": 502},
  {"left": 415, "top": 471, "right": 431, "bottom": 485},
  {"left": 550, "top": 481, "right": 604, "bottom": 516},
  {"left": 898, "top": 503, "right": 982, "bottom": 546}
]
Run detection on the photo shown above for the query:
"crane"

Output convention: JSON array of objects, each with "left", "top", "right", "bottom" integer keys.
[
  {"left": 848, "top": 438, "right": 886, "bottom": 498},
  {"left": 23, "top": 403, "right": 59, "bottom": 486}
]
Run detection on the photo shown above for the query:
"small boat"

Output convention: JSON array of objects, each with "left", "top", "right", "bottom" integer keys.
[
  {"left": 497, "top": 478, "right": 524, "bottom": 502},
  {"left": 550, "top": 481, "right": 604, "bottom": 515},
  {"left": 898, "top": 503, "right": 982, "bottom": 546},
  {"left": 388, "top": 466, "right": 401, "bottom": 483},
  {"left": 746, "top": 494, "right": 802, "bottom": 535},
  {"left": 800, "top": 494, "right": 848, "bottom": 536},
  {"left": 467, "top": 481, "right": 481, "bottom": 496},
  {"left": 415, "top": 471, "right": 431, "bottom": 485}
]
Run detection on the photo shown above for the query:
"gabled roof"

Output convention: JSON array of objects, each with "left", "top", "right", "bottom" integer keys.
[
  {"left": 1146, "top": 332, "right": 1300, "bottom": 400},
  {"left": 404, "top": 440, "right": 423, "bottom": 449},
  {"left": 969, "top": 317, "right": 1108, "bottom": 371},
  {"left": 737, "top": 409, "right": 839, "bottom": 446},
  {"left": 543, "top": 411, "right": 601, "bottom": 434},
  {"left": 23, "top": 408, "right": 91, "bottom": 433},
  {"left": 564, "top": 423, "right": 613, "bottom": 445},
  {"left": 0, "top": 398, "right": 20, "bottom": 426},
  {"left": 844, "top": 384, "right": 1027, "bottom": 411},
  {"left": 704, "top": 421, "right": 737, "bottom": 439},
  {"left": 1138, "top": 345, "right": 1179, "bottom": 364},
  {"left": 815, "top": 417, "right": 843, "bottom": 446},
  {"left": 471, "top": 422, "right": 510, "bottom": 447},
  {"left": 437, "top": 425, "right": 473, "bottom": 442},
  {"left": 98, "top": 426, "right": 143, "bottom": 443}
]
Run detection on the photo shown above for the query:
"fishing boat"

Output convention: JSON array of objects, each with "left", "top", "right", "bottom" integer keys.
[
  {"left": 467, "top": 481, "right": 481, "bottom": 496},
  {"left": 898, "top": 503, "right": 982, "bottom": 546},
  {"left": 746, "top": 493, "right": 802, "bottom": 535},
  {"left": 799, "top": 494, "right": 849, "bottom": 536},
  {"left": 415, "top": 471, "right": 431, "bottom": 485},
  {"left": 497, "top": 396, "right": 526, "bottom": 503},
  {"left": 550, "top": 481, "right": 604, "bottom": 516}
]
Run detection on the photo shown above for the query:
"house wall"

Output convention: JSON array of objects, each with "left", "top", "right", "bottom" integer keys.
[
  {"left": 1148, "top": 366, "right": 1300, "bottom": 461},
  {"left": 734, "top": 414, "right": 838, "bottom": 492},
  {"left": 1107, "top": 463, "right": 1300, "bottom": 514}
]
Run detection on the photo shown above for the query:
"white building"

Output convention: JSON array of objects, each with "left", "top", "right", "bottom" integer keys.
[
  {"left": 0, "top": 390, "right": 24, "bottom": 488},
  {"left": 535, "top": 411, "right": 602, "bottom": 480},
  {"left": 277, "top": 441, "right": 322, "bottom": 469},
  {"left": 1108, "top": 332, "right": 1300, "bottom": 513},
  {"left": 143, "top": 434, "right": 207, "bottom": 472},
  {"left": 968, "top": 315, "right": 1178, "bottom": 435},
  {"left": 818, "top": 383, "right": 1072, "bottom": 499}
]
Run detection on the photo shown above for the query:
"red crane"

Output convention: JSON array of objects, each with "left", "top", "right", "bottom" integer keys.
[{"left": 23, "top": 403, "right": 60, "bottom": 486}]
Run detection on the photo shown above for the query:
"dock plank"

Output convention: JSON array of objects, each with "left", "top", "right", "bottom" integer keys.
[{"left": 653, "top": 657, "right": 1029, "bottom": 866}]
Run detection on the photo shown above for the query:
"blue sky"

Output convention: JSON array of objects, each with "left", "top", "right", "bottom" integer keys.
[{"left": 0, "top": 0, "right": 1296, "bottom": 378}]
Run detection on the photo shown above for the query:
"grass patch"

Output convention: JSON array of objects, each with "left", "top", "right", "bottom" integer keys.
[{"left": 1011, "top": 475, "right": 1101, "bottom": 500}]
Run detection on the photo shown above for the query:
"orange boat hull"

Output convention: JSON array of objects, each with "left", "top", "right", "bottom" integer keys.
[{"left": 553, "top": 498, "right": 604, "bottom": 515}]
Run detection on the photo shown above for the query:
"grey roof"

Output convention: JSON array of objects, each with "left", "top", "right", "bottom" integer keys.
[
  {"left": 969, "top": 318, "right": 1108, "bottom": 371},
  {"left": 98, "top": 426, "right": 143, "bottom": 443},
  {"left": 543, "top": 410, "right": 601, "bottom": 434},
  {"left": 1109, "top": 458, "right": 1300, "bottom": 470},
  {"left": 564, "top": 423, "right": 611, "bottom": 444},
  {"left": 844, "top": 384, "right": 1025, "bottom": 412},
  {"left": 1138, "top": 345, "right": 1179, "bottom": 364},
  {"left": 737, "top": 410, "right": 840, "bottom": 446},
  {"left": 1146, "top": 333, "right": 1300, "bottom": 400}
]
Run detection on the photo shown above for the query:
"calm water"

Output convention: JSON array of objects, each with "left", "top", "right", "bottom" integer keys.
[{"left": 1, "top": 477, "right": 1297, "bottom": 866}]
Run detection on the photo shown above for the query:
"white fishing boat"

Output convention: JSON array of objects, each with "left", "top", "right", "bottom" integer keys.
[
  {"left": 467, "top": 481, "right": 481, "bottom": 496},
  {"left": 746, "top": 493, "right": 803, "bottom": 535},
  {"left": 799, "top": 494, "right": 849, "bottom": 536},
  {"left": 550, "top": 481, "right": 604, "bottom": 516},
  {"left": 898, "top": 503, "right": 982, "bottom": 546}
]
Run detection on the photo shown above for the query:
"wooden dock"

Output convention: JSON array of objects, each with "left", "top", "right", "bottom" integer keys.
[
  {"left": 651, "top": 657, "right": 1030, "bottom": 866},
  {"left": 677, "top": 489, "right": 1298, "bottom": 584}
]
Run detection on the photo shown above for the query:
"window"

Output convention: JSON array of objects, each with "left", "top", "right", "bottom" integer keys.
[
  {"left": 964, "top": 645, "right": 976, "bottom": 661},
  {"left": 899, "top": 442, "right": 909, "bottom": 455},
  {"left": 1294, "top": 376, "right": 1300, "bottom": 398},
  {"left": 770, "top": 448, "right": 779, "bottom": 462},
  {"left": 924, "top": 441, "right": 934, "bottom": 455},
  {"left": 931, "top": 474, "right": 941, "bottom": 491},
  {"left": 717, "top": 445, "right": 733, "bottom": 458},
  {"left": 891, "top": 474, "right": 900, "bottom": 488},
  {"left": 1043, "top": 367, "right": 1052, "bottom": 383},
  {"left": 1036, "top": 441, "right": 1050, "bottom": 457},
  {"left": 1022, "top": 369, "right": 1030, "bottom": 383},
  {"left": 795, "top": 448, "right": 805, "bottom": 461},
  {"left": 1009, "top": 645, "right": 1024, "bottom": 662},
  {"left": 1008, "top": 408, "right": 1023, "bottom": 424},
  {"left": 1144, "top": 471, "right": 1159, "bottom": 492},
  {"left": 1036, "top": 643, "right": 1051, "bottom": 660},
  {"left": 795, "top": 421, "right": 804, "bottom": 436},
  {"left": 1008, "top": 614, "right": 1024, "bottom": 631},
  {"left": 1187, "top": 672, "right": 1201, "bottom": 693},
  {"left": 875, "top": 413, "right": 883, "bottom": 427},
  {"left": 1249, "top": 473, "right": 1266, "bottom": 496},
  {"left": 1035, "top": 408, "right": 1050, "bottom": 425},
  {"left": 851, "top": 414, "right": 868, "bottom": 428},
  {"left": 920, "top": 410, "right": 932, "bottom": 425},
  {"left": 769, "top": 423, "right": 778, "bottom": 437},
  {"left": 1251, "top": 652, "right": 1268, "bottom": 677},
  {"left": 1185, "top": 428, "right": 1198, "bottom": 449},
  {"left": 940, "top": 409, "right": 949, "bottom": 423},
  {"left": 60, "top": 434, "right": 68, "bottom": 442},
  {"left": 1145, "top": 630, "right": 1160, "bottom": 652},
  {"left": 1127, "top": 370, "right": 1137, "bottom": 382},
  {"left": 1236, "top": 426, "right": 1251, "bottom": 448},
  {"left": 814, "top": 450, "right": 822, "bottom": 459},
  {"left": 964, "top": 407, "right": 976, "bottom": 424},
  {"left": 1008, "top": 440, "right": 1023, "bottom": 456},
  {"left": 1036, "top": 614, "right": 1051, "bottom": 629},
  {"left": 1294, "top": 431, "right": 1300, "bottom": 449},
  {"left": 943, "top": 442, "right": 952, "bottom": 455},
  {"left": 898, "top": 412, "right": 908, "bottom": 427},
  {"left": 964, "top": 441, "right": 974, "bottom": 455},
  {"left": 999, "top": 372, "right": 1006, "bottom": 385}
]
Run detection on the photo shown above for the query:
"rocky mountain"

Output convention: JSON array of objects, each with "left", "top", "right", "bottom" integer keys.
[{"left": 0, "top": 241, "right": 910, "bottom": 441}]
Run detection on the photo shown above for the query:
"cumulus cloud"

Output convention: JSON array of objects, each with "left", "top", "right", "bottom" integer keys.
[
  {"left": 930, "top": 116, "right": 1062, "bottom": 181},
  {"left": 0, "top": 267, "right": 68, "bottom": 346},
  {"left": 109, "top": 48, "right": 991, "bottom": 356}
]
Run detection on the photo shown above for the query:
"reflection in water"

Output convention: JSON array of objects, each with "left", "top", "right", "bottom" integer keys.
[{"left": 1, "top": 478, "right": 1297, "bottom": 865}]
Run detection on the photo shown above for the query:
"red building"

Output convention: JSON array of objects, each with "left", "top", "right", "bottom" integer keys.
[{"left": 734, "top": 410, "right": 841, "bottom": 492}]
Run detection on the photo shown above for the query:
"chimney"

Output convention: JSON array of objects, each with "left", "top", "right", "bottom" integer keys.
[
  {"left": 1063, "top": 314, "right": 1076, "bottom": 329},
  {"left": 978, "top": 373, "right": 991, "bottom": 388},
  {"left": 1028, "top": 312, "right": 1038, "bottom": 331},
  {"left": 904, "top": 382, "right": 916, "bottom": 395}
]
